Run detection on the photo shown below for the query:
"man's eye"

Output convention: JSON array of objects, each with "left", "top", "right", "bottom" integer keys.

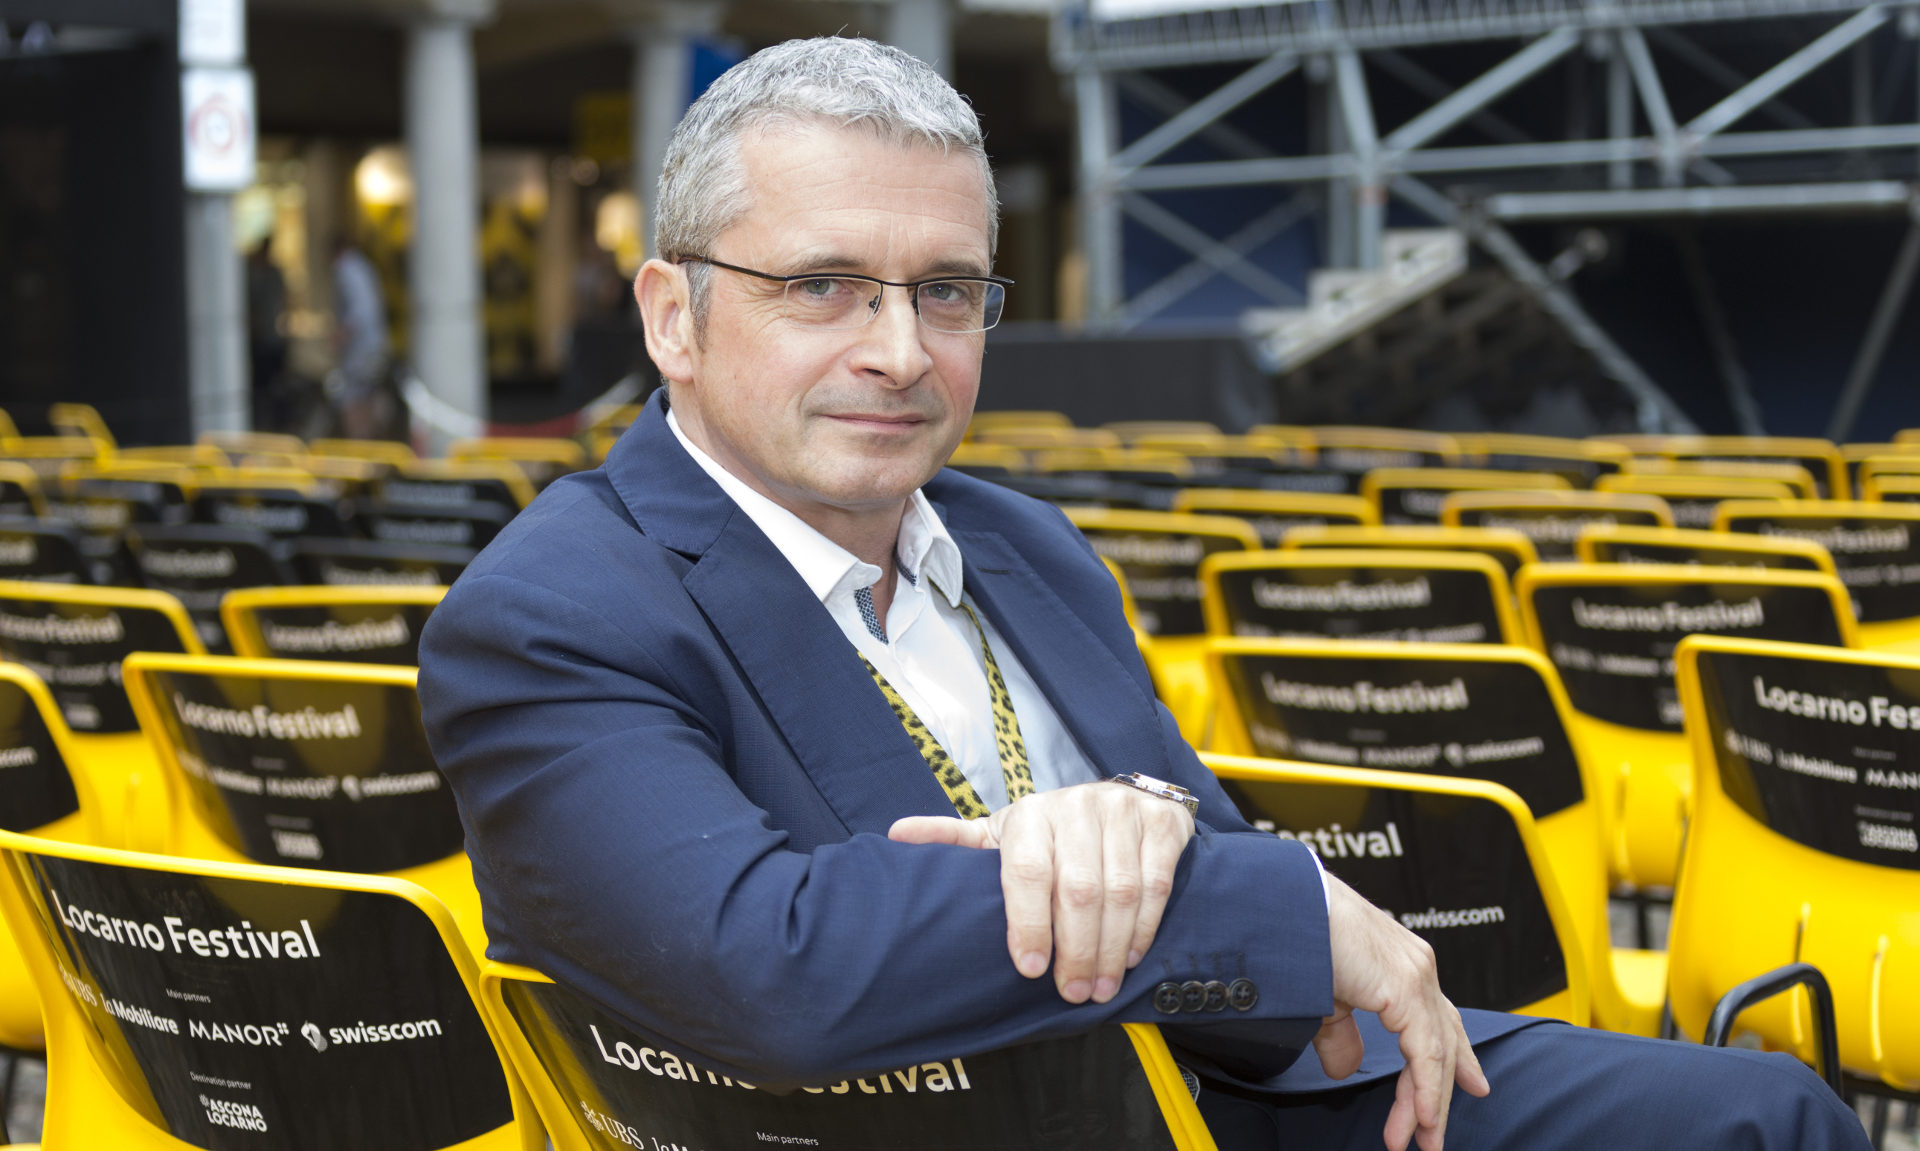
[{"left": 797, "top": 278, "right": 852, "bottom": 300}]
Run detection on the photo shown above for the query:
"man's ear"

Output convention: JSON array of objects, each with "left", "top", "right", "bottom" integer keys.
[{"left": 636, "top": 258, "right": 695, "bottom": 385}]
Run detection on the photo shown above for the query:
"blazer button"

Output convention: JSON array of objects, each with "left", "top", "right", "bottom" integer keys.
[
  {"left": 1152, "top": 982, "right": 1183, "bottom": 1014},
  {"left": 1203, "top": 980, "right": 1229, "bottom": 1012},
  {"left": 1227, "top": 978, "right": 1259, "bottom": 1012},
  {"left": 1179, "top": 980, "right": 1207, "bottom": 1013}
]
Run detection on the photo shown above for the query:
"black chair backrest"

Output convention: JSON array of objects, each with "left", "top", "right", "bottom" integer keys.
[
  {"left": 1205, "top": 552, "right": 1512, "bottom": 645},
  {"left": 356, "top": 501, "right": 514, "bottom": 552},
  {"left": 0, "top": 676, "right": 81, "bottom": 833},
  {"left": 289, "top": 538, "right": 477, "bottom": 588},
  {"left": 0, "top": 519, "right": 92, "bottom": 584},
  {"left": 0, "top": 586, "right": 197, "bottom": 733},
  {"left": 125, "top": 525, "right": 292, "bottom": 653},
  {"left": 192, "top": 488, "right": 352, "bottom": 538},
  {"left": 127, "top": 658, "right": 464, "bottom": 873},
  {"left": 378, "top": 473, "right": 522, "bottom": 513},
  {"left": 1718, "top": 503, "right": 1920, "bottom": 625},
  {"left": 1215, "top": 766, "right": 1571, "bottom": 1014},
  {"left": 499, "top": 974, "right": 1185, "bottom": 1150},
  {"left": 3, "top": 842, "right": 516, "bottom": 1146}
]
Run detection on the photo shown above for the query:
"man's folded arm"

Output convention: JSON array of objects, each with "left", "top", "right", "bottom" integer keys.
[{"left": 420, "top": 570, "right": 1333, "bottom": 1087}]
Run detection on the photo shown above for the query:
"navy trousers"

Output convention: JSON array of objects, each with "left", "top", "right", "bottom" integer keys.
[{"left": 1198, "top": 1021, "right": 1872, "bottom": 1150}]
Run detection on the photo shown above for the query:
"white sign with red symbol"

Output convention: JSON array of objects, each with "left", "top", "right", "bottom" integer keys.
[{"left": 182, "top": 67, "right": 256, "bottom": 191}]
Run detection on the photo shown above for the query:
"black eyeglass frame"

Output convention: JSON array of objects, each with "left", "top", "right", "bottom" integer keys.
[{"left": 675, "top": 255, "right": 1014, "bottom": 334}]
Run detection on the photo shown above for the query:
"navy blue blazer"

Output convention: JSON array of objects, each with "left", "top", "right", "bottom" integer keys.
[{"left": 418, "top": 392, "right": 1532, "bottom": 1091}]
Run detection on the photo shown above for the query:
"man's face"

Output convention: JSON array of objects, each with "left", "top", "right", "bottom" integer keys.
[{"left": 665, "top": 124, "right": 991, "bottom": 525}]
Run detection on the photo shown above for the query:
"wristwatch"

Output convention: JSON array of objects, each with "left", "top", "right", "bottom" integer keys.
[{"left": 1108, "top": 772, "right": 1200, "bottom": 815}]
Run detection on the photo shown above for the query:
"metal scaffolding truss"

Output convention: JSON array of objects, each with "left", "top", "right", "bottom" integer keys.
[{"left": 1064, "top": 0, "right": 1920, "bottom": 432}]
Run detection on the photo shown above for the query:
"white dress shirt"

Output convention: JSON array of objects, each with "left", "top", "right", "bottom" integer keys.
[{"left": 669, "top": 411, "right": 1101, "bottom": 810}]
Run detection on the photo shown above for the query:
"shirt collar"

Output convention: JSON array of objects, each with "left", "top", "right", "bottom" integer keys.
[{"left": 667, "top": 407, "right": 963, "bottom": 608}]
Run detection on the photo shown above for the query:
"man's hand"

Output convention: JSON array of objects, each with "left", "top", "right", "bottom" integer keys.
[
  {"left": 1315, "top": 874, "right": 1488, "bottom": 1151},
  {"left": 888, "top": 781, "right": 1194, "bottom": 1005}
]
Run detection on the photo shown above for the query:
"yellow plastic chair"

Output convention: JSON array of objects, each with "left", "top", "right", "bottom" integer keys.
[
  {"left": 221, "top": 585, "right": 447, "bottom": 665},
  {"left": 1454, "top": 434, "right": 1631, "bottom": 487},
  {"left": 1034, "top": 448, "right": 1194, "bottom": 481},
  {"left": 386, "top": 458, "right": 538, "bottom": 511},
  {"left": 1064, "top": 510, "right": 1260, "bottom": 743},
  {"left": 1203, "top": 753, "right": 1589, "bottom": 1025},
  {"left": 0, "top": 581, "right": 204, "bottom": 853},
  {"left": 1653, "top": 436, "right": 1847, "bottom": 500},
  {"left": 0, "top": 438, "right": 108, "bottom": 482},
  {"left": 0, "top": 830, "right": 542, "bottom": 1150},
  {"left": 1620, "top": 456, "right": 1820, "bottom": 500},
  {"left": 480, "top": 961, "right": 1215, "bottom": 1151},
  {"left": 1858, "top": 455, "right": 1920, "bottom": 498},
  {"left": 1442, "top": 490, "right": 1674, "bottom": 561},
  {"left": 1575, "top": 523, "right": 1837, "bottom": 576},
  {"left": 104, "top": 446, "right": 226, "bottom": 469},
  {"left": 308, "top": 437, "right": 418, "bottom": 466},
  {"left": 1595, "top": 473, "right": 1799, "bottom": 531},
  {"left": 45, "top": 406, "right": 112, "bottom": 450},
  {"left": 0, "top": 663, "right": 107, "bottom": 1074},
  {"left": 1670, "top": 635, "right": 1920, "bottom": 1096},
  {"left": 1205, "top": 642, "right": 1661, "bottom": 1035},
  {"left": 1131, "top": 433, "right": 1299, "bottom": 469},
  {"left": 1305, "top": 427, "right": 1459, "bottom": 472},
  {"left": 1279, "top": 523, "right": 1539, "bottom": 579},
  {"left": 945, "top": 443, "right": 1030, "bottom": 475},
  {"left": 0, "top": 463, "right": 44, "bottom": 519},
  {"left": 1516, "top": 563, "right": 1858, "bottom": 889},
  {"left": 1360, "top": 467, "right": 1568, "bottom": 525},
  {"left": 1714, "top": 499, "right": 1920, "bottom": 651},
  {"left": 965, "top": 410, "right": 1074, "bottom": 437},
  {"left": 196, "top": 429, "right": 306, "bottom": 460},
  {"left": 1171, "top": 490, "right": 1374, "bottom": 549},
  {"left": 1104, "top": 420, "right": 1223, "bottom": 442},
  {"left": 119, "top": 652, "right": 486, "bottom": 956},
  {"left": 1867, "top": 474, "right": 1920, "bottom": 504},
  {"left": 1200, "top": 549, "right": 1519, "bottom": 646},
  {"left": 448, "top": 437, "right": 586, "bottom": 490},
  {"left": 0, "top": 411, "right": 17, "bottom": 441},
  {"left": 1842, "top": 448, "right": 1920, "bottom": 499}
]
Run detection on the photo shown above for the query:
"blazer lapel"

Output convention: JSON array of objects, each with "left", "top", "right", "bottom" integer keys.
[
  {"left": 611, "top": 394, "right": 958, "bottom": 835},
  {"left": 950, "top": 527, "right": 1174, "bottom": 783}
]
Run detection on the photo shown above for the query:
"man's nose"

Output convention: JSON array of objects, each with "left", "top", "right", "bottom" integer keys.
[{"left": 850, "top": 285, "right": 935, "bottom": 386}]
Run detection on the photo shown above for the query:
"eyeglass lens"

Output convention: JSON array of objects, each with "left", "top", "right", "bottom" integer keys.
[{"left": 784, "top": 277, "right": 1005, "bottom": 333}]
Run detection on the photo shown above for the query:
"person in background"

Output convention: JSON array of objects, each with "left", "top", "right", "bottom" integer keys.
[
  {"left": 245, "top": 235, "right": 288, "bottom": 432},
  {"left": 329, "top": 233, "right": 389, "bottom": 438}
]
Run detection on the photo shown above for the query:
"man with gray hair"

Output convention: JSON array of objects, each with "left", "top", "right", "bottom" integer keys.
[{"left": 419, "top": 36, "right": 1867, "bottom": 1150}]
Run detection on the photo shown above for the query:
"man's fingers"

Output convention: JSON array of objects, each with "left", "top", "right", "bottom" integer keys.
[
  {"left": 996, "top": 812, "right": 1057, "bottom": 980},
  {"left": 1383, "top": 1065, "right": 1419, "bottom": 1151},
  {"left": 1310, "top": 1008, "right": 1363, "bottom": 1080},
  {"left": 887, "top": 815, "right": 994, "bottom": 848},
  {"left": 1047, "top": 801, "right": 1105, "bottom": 1003},
  {"left": 1126, "top": 804, "right": 1188, "bottom": 970},
  {"left": 1091, "top": 797, "right": 1142, "bottom": 1003}
]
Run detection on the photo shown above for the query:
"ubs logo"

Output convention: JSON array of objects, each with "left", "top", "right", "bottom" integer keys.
[{"left": 301, "top": 1021, "right": 328, "bottom": 1052}]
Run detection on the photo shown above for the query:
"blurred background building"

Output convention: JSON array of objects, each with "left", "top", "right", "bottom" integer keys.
[{"left": 5, "top": 0, "right": 1920, "bottom": 445}]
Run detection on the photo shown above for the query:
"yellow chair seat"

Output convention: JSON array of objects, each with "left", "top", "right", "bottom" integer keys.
[{"left": 1607, "top": 947, "right": 1669, "bottom": 1037}]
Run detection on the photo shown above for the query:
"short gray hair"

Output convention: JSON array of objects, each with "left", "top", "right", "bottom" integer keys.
[{"left": 654, "top": 37, "right": 998, "bottom": 327}]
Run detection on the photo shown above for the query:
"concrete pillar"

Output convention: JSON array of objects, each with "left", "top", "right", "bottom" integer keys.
[
  {"left": 1074, "top": 65, "right": 1121, "bottom": 325},
  {"left": 887, "top": 0, "right": 952, "bottom": 79},
  {"left": 628, "top": 0, "right": 725, "bottom": 257},
  {"left": 185, "top": 194, "right": 249, "bottom": 434},
  {"left": 405, "top": 0, "right": 493, "bottom": 452}
]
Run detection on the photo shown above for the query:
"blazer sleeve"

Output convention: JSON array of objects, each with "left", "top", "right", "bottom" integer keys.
[{"left": 420, "top": 524, "right": 1333, "bottom": 1089}]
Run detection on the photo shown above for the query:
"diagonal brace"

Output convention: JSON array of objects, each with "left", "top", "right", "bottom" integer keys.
[
  {"left": 1688, "top": 6, "right": 1890, "bottom": 141},
  {"left": 1121, "top": 192, "right": 1303, "bottom": 307},
  {"left": 1110, "top": 50, "right": 1300, "bottom": 175},
  {"left": 1120, "top": 194, "right": 1316, "bottom": 328},
  {"left": 1383, "top": 27, "right": 1580, "bottom": 158}
]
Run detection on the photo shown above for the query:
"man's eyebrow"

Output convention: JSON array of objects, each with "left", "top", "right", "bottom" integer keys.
[{"left": 778, "top": 252, "right": 992, "bottom": 279}]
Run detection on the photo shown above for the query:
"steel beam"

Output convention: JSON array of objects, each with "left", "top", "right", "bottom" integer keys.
[
  {"left": 1120, "top": 194, "right": 1318, "bottom": 327},
  {"left": 1485, "top": 180, "right": 1913, "bottom": 218},
  {"left": 1647, "top": 27, "right": 1819, "bottom": 130},
  {"left": 1110, "top": 50, "right": 1300, "bottom": 174},
  {"left": 1393, "top": 174, "right": 1699, "bottom": 433},
  {"left": 1687, "top": 6, "right": 1891, "bottom": 140},
  {"left": 1115, "top": 72, "right": 1275, "bottom": 160},
  {"left": 1618, "top": 28, "right": 1683, "bottom": 184},
  {"left": 1827, "top": 203, "right": 1920, "bottom": 439},
  {"left": 1383, "top": 27, "right": 1580, "bottom": 155},
  {"left": 1373, "top": 49, "right": 1534, "bottom": 145},
  {"left": 1121, "top": 192, "right": 1305, "bottom": 304},
  {"left": 1609, "top": 40, "right": 1635, "bottom": 188},
  {"left": 1334, "top": 47, "right": 1384, "bottom": 268},
  {"left": 1076, "top": 65, "right": 1124, "bottom": 323}
]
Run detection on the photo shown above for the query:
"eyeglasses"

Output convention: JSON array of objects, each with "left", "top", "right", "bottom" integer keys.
[{"left": 677, "top": 256, "right": 1013, "bottom": 334}]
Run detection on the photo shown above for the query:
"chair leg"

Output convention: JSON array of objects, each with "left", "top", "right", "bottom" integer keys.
[
  {"left": 1901, "top": 1099, "right": 1917, "bottom": 1135},
  {"left": 1868, "top": 1095, "right": 1889, "bottom": 1150},
  {"left": 1, "top": 1049, "right": 16, "bottom": 1145}
]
